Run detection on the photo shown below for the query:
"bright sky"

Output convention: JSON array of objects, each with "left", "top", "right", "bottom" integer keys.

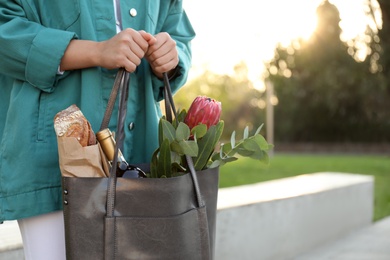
[{"left": 183, "top": 0, "right": 373, "bottom": 87}]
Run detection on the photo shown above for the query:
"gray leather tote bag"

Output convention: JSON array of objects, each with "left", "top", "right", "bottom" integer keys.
[{"left": 61, "top": 70, "right": 219, "bottom": 260}]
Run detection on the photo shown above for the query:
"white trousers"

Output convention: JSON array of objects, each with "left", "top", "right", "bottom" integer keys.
[{"left": 17, "top": 211, "right": 66, "bottom": 260}]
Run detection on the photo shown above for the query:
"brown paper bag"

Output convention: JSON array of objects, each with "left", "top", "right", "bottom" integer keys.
[{"left": 57, "top": 137, "right": 109, "bottom": 177}]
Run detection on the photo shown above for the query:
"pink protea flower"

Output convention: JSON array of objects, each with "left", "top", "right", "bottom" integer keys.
[{"left": 184, "top": 96, "right": 222, "bottom": 129}]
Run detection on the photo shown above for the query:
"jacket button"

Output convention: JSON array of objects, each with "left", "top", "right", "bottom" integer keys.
[
  {"left": 128, "top": 122, "right": 135, "bottom": 130},
  {"left": 64, "top": 200, "right": 68, "bottom": 205},
  {"left": 64, "top": 189, "right": 68, "bottom": 195},
  {"left": 129, "top": 8, "right": 137, "bottom": 17}
]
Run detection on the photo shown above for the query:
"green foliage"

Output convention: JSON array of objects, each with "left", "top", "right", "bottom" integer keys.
[
  {"left": 150, "top": 112, "right": 272, "bottom": 177},
  {"left": 264, "top": 0, "right": 390, "bottom": 142},
  {"left": 192, "top": 121, "right": 223, "bottom": 170},
  {"left": 158, "top": 139, "right": 172, "bottom": 178},
  {"left": 375, "top": 0, "right": 390, "bottom": 94},
  {"left": 209, "top": 125, "right": 273, "bottom": 168}
]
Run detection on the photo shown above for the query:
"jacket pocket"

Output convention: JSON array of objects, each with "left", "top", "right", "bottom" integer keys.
[{"left": 36, "top": 91, "right": 48, "bottom": 142}]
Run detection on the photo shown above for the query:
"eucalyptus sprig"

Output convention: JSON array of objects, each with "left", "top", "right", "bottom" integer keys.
[
  {"left": 208, "top": 124, "right": 273, "bottom": 168},
  {"left": 150, "top": 114, "right": 272, "bottom": 178},
  {"left": 149, "top": 96, "right": 272, "bottom": 178}
]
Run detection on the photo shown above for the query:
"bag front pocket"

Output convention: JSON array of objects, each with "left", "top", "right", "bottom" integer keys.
[{"left": 113, "top": 207, "right": 210, "bottom": 260}]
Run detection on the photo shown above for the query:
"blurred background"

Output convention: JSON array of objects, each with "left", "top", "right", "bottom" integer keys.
[
  {"left": 178, "top": 0, "right": 389, "bottom": 222},
  {"left": 1, "top": 1, "right": 389, "bottom": 259}
]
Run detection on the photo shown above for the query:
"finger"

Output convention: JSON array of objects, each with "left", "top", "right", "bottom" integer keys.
[
  {"left": 139, "top": 30, "right": 157, "bottom": 45},
  {"left": 128, "top": 41, "right": 146, "bottom": 59},
  {"left": 151, "top": 55, "right": 178, "bottom": 74},
  {"left": 146, "top": 36, "right": 168, "bottom": 57},
  {"left": 123, "top": 59, "right": 137, "bottom": 72},
  {"left": 149, "top": 38, "right": 177, "bottom": 60},
  {"left": 122, "top": 29, "right": 150, "bottom": 54},
  {"left": 125, "top": 51, "right": 142, "bottom": 67}
]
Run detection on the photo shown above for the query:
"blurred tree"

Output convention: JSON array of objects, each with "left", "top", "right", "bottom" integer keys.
[
  {"left": 264, "top": 0, "right": 390, "bottom": 142},
  {"left": 174, "top": 63, "right": 267, "bottom": 141},
  {"left": 376, "top": 0, "right": 390, "bottom": 76}
]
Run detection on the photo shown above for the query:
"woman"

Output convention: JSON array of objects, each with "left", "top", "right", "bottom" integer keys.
[{"left": 0, "top": 1, "right": 195, "bottom": 259}]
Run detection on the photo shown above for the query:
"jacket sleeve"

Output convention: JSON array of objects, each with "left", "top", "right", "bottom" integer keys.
[
  {"left": 0, "top": 1, "right": 76, "bottom": 93},
  {"left": 152, "top": 2, "right": 196, "bottom": 101}
]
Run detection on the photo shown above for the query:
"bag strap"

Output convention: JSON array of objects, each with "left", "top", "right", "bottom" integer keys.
[
  {"left": 99, "top": 69, "right": 125, "bottom": 131},
  {"left": 104, "top": 72, "right": 205, "bottom": 219},
  {"left": 163, "top": 73, "right": 176, "bottom": 122},
  {"left": 104, "top": 69, "right": 128, "bottom": 217},
  {"left": 104, "top": 0, "right": 204, "bottom": 219},
  {"left": 162, "top": 75, "right": 204, "bottom": 208}
]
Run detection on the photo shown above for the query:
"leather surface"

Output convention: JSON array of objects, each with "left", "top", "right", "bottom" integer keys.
[{"left": 62, "top": 167, "right": 219, "bottom": 260}]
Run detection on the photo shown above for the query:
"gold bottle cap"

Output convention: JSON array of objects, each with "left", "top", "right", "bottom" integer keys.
[
  {"left": 96, "top": 128, "right": 112, "bottom": 142},
  {"left": 96, "top": 128, "right": 115, "bottom": 161}
]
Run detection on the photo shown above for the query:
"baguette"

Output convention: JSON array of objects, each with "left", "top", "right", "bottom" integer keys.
[{"left": 54, "top": 104, "right": 96, "bottom": 147}]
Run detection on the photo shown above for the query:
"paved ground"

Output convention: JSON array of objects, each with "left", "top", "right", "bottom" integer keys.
[
  {"left": 1, "top": 217, "right": 390, "bottom": 259},
  {"left": 295, "top": 217, "right": 390, "bottom": 260},
  {"left": 0, "top": 221, "right": 23, "bottom": 260}
]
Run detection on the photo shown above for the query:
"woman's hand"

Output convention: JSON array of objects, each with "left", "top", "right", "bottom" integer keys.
[
  {"left": 60, "top": 29, "right": 156, "bottom": 72},
  {"left": 97, "top": 29, "right": 156, "bottom": 72},
  {"left": 142, "top": 32, "right": 179, "bottom": 79}
]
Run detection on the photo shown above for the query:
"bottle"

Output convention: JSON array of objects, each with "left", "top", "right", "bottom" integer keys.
[{"left": 96, "top": 128, "right": 147, "bottom": 178}]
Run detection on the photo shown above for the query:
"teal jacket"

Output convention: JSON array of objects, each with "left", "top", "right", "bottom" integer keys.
[{"left": 0, "top": 0, "right": 195, "bottom": 222}]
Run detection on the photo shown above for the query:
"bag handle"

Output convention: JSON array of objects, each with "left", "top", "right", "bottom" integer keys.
[
  {"left": 104, "top": 69, "right": 128, "bottom": 216},
  {"left": 104, "top": 70, "right": 205, "bottom": 219},
  {"left": 162, "top": 74, "right": 204, "bottom": 208},
  {"left": 99, "top": 69, "right": 125, "bottom": 131},
  {"left": 105, "top": 0, "right": 204, "bottom": 217}
]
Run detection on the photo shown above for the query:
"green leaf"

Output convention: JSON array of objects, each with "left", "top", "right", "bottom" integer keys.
[
  {"left": 176, "top": 122, "right": 190, "bottom": 141},
  {"left": 253, "top": 134, "right": 271, "bottom": 150},
  {"left": 170, "top": 149, "right": 182, "bottom": 164},
  {"left": 194, "top": 121, "right": 224, "bottom": 170},
  {"left": 221, "top": 142, "right": 232, "bottom": 154},
  {"left": 243, "top": 126, "right": 249, "bottom": 139},
  {"left": 158, "top": 139, "right": 172, "bottom": 178},
  {"left": 242, "top": 138, "right": 262, "bottom": 152},
  {"left": 221, "top": 156, "right": 238, "bottom": 163},
  {"left": 191, "top": 124, "right": 207, "bottom": 139},
  {"left": 230, "top": 131, "right": 236, "bottom": 148},
  {"left": 211, "top": 151, "right": 222, "bottom": 161},
  {"left": 208, "top": 160, "right": 221, "bottom": 168},
  {"left": 194, "top": 126, "right": 216, "bottom": 170},
  {"left": 179, "top": 140, "right": 198, "bottom": 157},
  {"left": 172, "top": 162, "right": 187, "bottom": 172},
  {"left": 150, "top": 148, "right": 159, "bottom": 178},
  {"left": 158, "top": 119, "right": 163, "bottom": 146},
  {"left": 161, "top": 119, "right": 176, "bottom": 142},
  {"left": 247, "top": 148, "right": 264, "bottom": 160},
  {"left": 250, "top": 150, "right": 270, "bottom": 165},
  {"left": 172, "top": 109, "right": 186, "bottom": 128},
  {"left": 176, "top": 109, "right": 187, "bottom": 123},
  {"left": 170, "top": 140, "right": 184, "bottom": 155},
  {"left": 215, "top": 121, "right": 225, "bottom": 141},
  {"left": 262, "top": 151, "right": 270, "bottom": 165},
  {"left": 236, "top": 148, "right": 255, "bottom": 157},
  {"left": 255, "top": 124, "right": 264, "bottom": 135}
]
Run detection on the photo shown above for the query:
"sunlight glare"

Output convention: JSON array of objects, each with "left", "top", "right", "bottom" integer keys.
[{"left": 183, "top": 0, "right": 373, "bottom": 82}]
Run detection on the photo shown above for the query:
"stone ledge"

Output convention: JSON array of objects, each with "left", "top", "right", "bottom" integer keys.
[
  {"left": 295, "top": 216, "right": 390, "bottom": 259},
  {"left": 0, "top": 221, "right": 22, "bottom": 253},
  {"left": 215, "top": 172, "right": 374, "bottom": 260}
]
